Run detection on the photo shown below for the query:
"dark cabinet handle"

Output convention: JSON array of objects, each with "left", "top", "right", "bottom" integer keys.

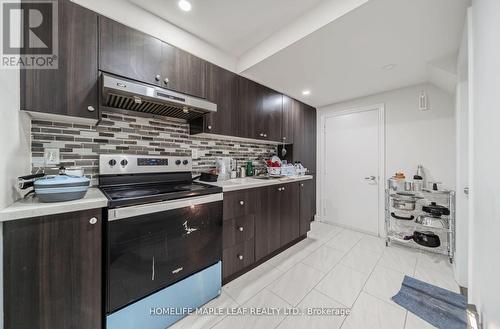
[
  {"left": 238, "top": 226, "right": 244, "bottom": 232},
  {"left": 391, "top": 212, "right": 414, "bottom": 221},
  {"left": 207, "top": 125, "right": 212, "bottom": 130},
  {"left": 237, "top": 254, "right": 244, "bottom": 260},
  {"left": 89, "top": 217, "right": 97, "bottom": 224},
  {"left": 239, "top": 200, "right": 245, "bottom": 206}
]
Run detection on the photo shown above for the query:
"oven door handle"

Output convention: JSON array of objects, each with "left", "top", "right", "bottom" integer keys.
[{"left": 108, "top": 193, "right": 223, "bottom": 221}]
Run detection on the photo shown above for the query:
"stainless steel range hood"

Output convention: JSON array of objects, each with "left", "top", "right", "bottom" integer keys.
[{"left": 101, "top": 73, "right": 217, "bottom": 120}]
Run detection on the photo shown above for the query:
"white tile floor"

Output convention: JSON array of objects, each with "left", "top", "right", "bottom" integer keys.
[{"left": 171, "top": 221, "right": 459, "bottom": 329}]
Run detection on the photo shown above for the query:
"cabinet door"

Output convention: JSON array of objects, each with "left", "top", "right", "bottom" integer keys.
[
  {"left": 279, "top": 183, "right": 300, "bottom": 247},
  {"left": 99, "top": 16, "right": 164, "bottom": 86},
  {"left": 299, "top": 179, "right": 315, "bottom": 235},
  {"left": 204, "top": 63, "right": 239, "bottom": 135},
  {"left": 260, "top": 87, "right": 283, "bottom": 142},
  {"left": 162, "top": 43, "right": 206, "bottom": 98},
  {"left": 4, "top": 209, "right": 102, "bottom": 329},
  {"left": 282, "top": 95, "right": 294, "bottom": 144},
  {"left": 238, "top": 77, "right": 263, "bottom": 139},
  {"left": 255, "top": 186, "right": 281, "bottom": 261},
  {"left": 293, "top": 100, "right": 317, "bottom": 173},
  {"left": 21, "top": 0, "right": 98, "bottom": 119}
]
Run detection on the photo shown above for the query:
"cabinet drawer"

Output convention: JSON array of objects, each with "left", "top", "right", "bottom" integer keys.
[
  {"left": 223, "top": 190, "right": 256, "bottom": 220},
  {"left": 222, "top": 239, "right": 255, "bottom": 279},
  {"left": 223, "top": 214, "right": 255, "bottom": 249}
]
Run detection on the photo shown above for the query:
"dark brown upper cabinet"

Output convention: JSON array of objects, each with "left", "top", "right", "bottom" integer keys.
[
  {"left": 161, "top": 43, "right": 206, "bottom": 98},
  {"left": 190, "top": 63, "right": 238, "bottom": 136},
  {"left": 293, "top": 100, "right": 317, "bottom": 173},
  {"left": 99, "top": 16, "right": 163, "bottom": 87},
  {"left": 99, "top": 17, "right": 206, "bottom": 98},
  {"left": 238, "top": 77, "right": 263, "bottom": 140},
  {"left": 237, "top": 77, "right": 283, "bottom": 142},
  {"left": 260, "top": 86, "right": 283, "bottom": 142},
  {"left": 282, "top": 95, "right": 294, "bottom": 144},
  {"left": 20, "top": 0, "right": 98, "bottom": 120}
]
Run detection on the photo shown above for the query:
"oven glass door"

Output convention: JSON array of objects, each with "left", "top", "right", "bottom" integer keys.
[{"left": 107, "top": 200, "right": 222, "bottom": 313}]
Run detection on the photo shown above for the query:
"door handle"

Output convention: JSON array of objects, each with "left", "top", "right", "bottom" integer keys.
[{"left": 364, "top": 176, "right": 376, "bottom": 181}]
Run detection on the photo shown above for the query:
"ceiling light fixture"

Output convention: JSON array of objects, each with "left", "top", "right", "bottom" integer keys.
[
  {"left": 302, "top": 90, "right": 311, "bottom": 96},
  {"left": 382, "top": 64, "right": 397, "bottom": 71},
  {"left": 178, "top": 0, "right": 192, "bottom": 12}
]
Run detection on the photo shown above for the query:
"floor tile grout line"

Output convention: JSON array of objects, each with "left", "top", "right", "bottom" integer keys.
[{"left": 338, "top": 240, "right": 387, "bottom": 329}]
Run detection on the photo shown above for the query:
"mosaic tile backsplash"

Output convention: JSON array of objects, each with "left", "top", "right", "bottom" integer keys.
[{"left": 31, "top": 111, "right": 277, "bottom": 184}]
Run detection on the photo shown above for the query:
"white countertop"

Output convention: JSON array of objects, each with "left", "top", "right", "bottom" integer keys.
[
  {"left": 198, "top": 175, "right": 314, "bottom": 192},
  {"left": 0, "top": 188, "right": 109, "bottom": 222}
]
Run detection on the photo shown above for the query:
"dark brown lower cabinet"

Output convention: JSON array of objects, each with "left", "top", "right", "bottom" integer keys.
[
  {"left": 3, "top": 208, "right": 102, "bottom": 329},
  {"left": 279, "top": 183, "right": 300, "bottom": 247},
  {"left": 222, "top": 239, "right": 255, "bottom": 279},
  {"left": 222, "top": 180, "right": 313, "bottom": 282},
  {"left": 299, "top": 178, "right": 316, "bottom": 236},
  {"left": 255, "top": 186, "right": 281, "bottom": 261}
]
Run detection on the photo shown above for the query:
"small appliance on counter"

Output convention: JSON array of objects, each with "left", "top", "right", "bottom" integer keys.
[
  {"left": 18, "top": 170, "right": 90, "bottom": 203},
  {"left": 34, "top": 175, "right": 90, "bottom": 203},
  {"left": 215, "top": 157, "right": 232, "bottom": 181}
]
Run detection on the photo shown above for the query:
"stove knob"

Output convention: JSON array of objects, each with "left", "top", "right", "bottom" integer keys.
[
  {"left": 175, "top": 160, "right": 181, "bottom": 165},
  {"left": 109, "top": 159, "right": 117, "bottom": 166},
  {"left": 120, "top": 159, "right": 128, "bottom": 166},
  {"left": 183, "top": 160, "right": 189, "bottom": 165}
]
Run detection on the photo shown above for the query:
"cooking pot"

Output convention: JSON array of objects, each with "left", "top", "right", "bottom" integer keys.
[
  {"left": 392, "top": 194, "right": 417, "bottom": 211},
  {"left": 422, "top": 202, "right": 450, "bottom": 217},
  {"left": 391, "top": 212, "right": 415, "bottom": 221},
  {"left": 415, "top": 215, "right": 449, "bottom": 229},
  {"left": 404, "top": 231, "right": 441, "bottom": 248}
]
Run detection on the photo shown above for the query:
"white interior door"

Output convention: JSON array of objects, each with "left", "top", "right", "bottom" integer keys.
[{"left": 323, "top": 107, "right": 382, "bottom": 235}]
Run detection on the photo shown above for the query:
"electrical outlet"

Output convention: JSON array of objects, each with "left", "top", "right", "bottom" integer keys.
[{"left": 44, "top": 148, "right": 60, "bottom": 165}]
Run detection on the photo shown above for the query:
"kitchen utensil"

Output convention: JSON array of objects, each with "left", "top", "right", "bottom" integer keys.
[
  {"left": 63, "top": 167, "right": 85, "bottom": 177},
  {"left": 281, "top": 141, "right": 287, "bottom": 157},
  {"left": 404, "top": 231, "right": 441, "bottom": 248},
  {"left": 415, "top": 215, "right": 449, "bottom": 229},
  {"left": 391, "top": 212, "right": 415, "bottom": 221},
  {"left": 18, "top": 173, "right": 46, "bottom": 189},
  {"left": 392, "top": 198, "right": 416, "bottom": 211},
  {"left": 388, "top": 178, "right": 399, "bottom": 191},
  {"left": 34, "top": 175, "right": 90, "bottom": 203},
  {"left": 199, "top": 172, "right": 218, "bottom": 182},
  {"left": 422, "top": 202, "right": 450, "bottom": 217}
]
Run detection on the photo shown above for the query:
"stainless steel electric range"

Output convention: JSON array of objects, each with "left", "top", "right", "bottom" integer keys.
[{"left": 99, "top": 154, "right": 223, "bottom": 329}]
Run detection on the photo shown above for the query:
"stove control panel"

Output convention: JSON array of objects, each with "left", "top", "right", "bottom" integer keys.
[{"left": 100, "top": 155, "right": 192, "bottom": 175}]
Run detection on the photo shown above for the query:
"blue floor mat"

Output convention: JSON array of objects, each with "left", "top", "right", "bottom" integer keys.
[{"left": 392, "top": 275, "right": 467, "bottom": 329}]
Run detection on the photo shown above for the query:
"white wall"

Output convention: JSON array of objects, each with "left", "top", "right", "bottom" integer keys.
[
  {"left": 468, "top": 0, "right": 500, "bottom": 327},
  {"left": 0, "top": 69, "right": 30, "bottom": 209},
  {"left": 317, "top": 83, "right": 456, "bottom": 198},
  {"left": 72, "top": 0, "right": 237, "bottom": 72},
  {"left": 453, "top": 13, "right": 470, "bottom": 288},
  {"left": 0, "top": 67, "right": 30, "bottom": 329}
]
